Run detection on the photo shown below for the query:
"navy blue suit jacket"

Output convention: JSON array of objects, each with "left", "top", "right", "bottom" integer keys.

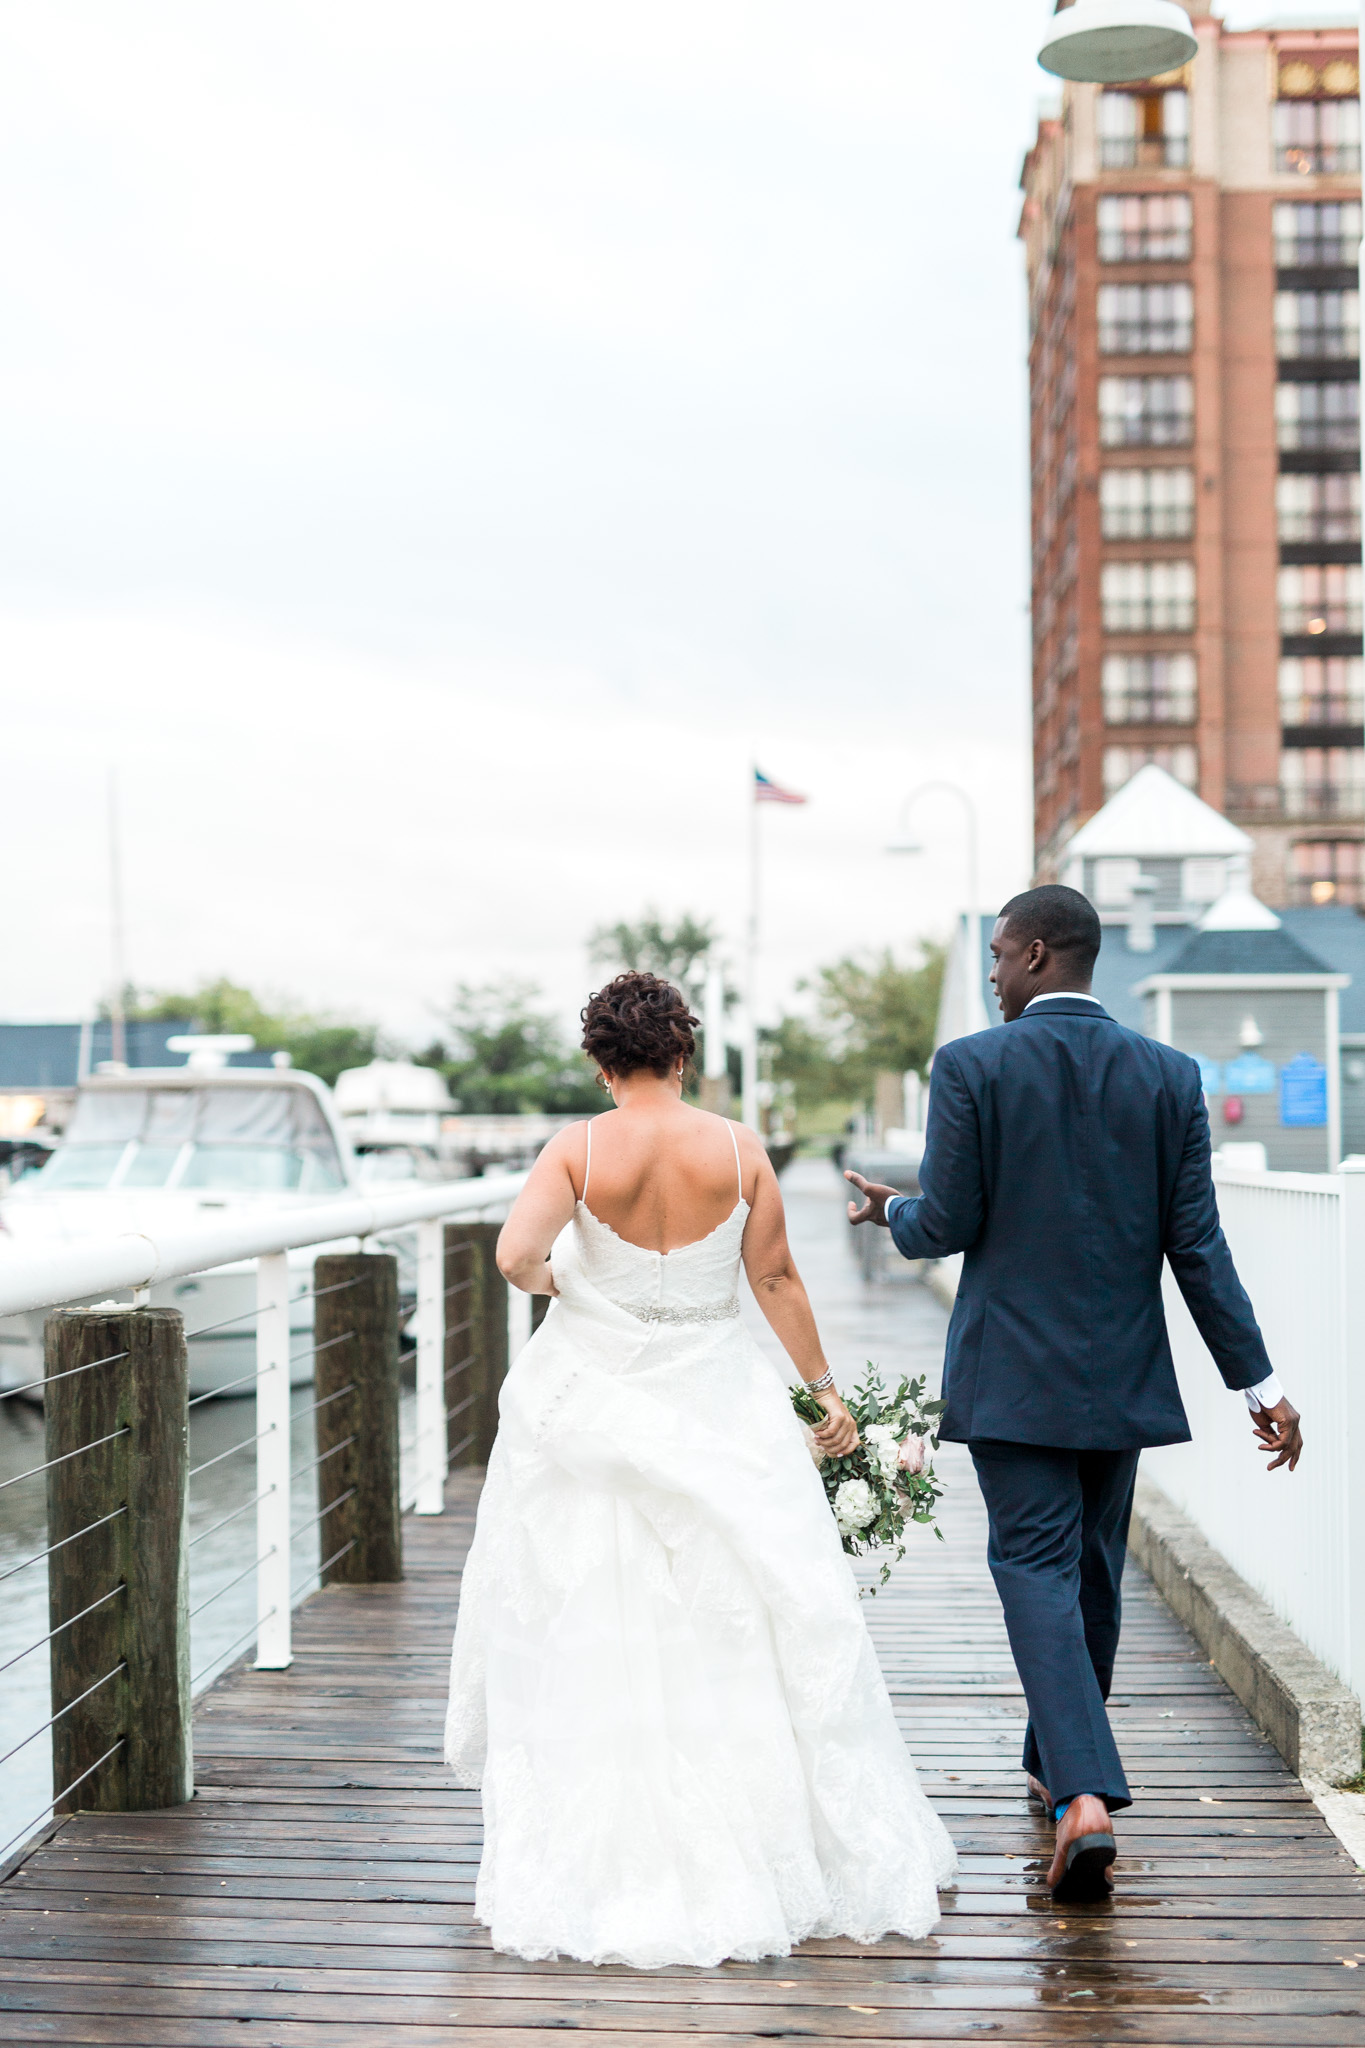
[{"left": 888, "top": 997, "right": 1272, "bottom": 1450}]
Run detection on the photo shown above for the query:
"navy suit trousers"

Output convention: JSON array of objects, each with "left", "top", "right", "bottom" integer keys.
[{"left": 969, "top": 1441, "right": 1140, "bottom": 1813}]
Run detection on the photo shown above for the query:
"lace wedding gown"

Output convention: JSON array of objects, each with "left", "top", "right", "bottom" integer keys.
[{"left": 445, "top": 1136, "right": 957, "bottom": 1969}]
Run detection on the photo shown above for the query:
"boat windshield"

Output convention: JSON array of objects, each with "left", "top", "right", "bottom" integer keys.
[{"left": 32, "top": 1087, "right": 347, "bottom": 1195}]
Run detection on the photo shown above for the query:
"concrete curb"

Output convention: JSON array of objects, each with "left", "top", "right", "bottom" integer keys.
[{"left": 1128, "top": 1475, "right": 1362, "bottom": 1783}]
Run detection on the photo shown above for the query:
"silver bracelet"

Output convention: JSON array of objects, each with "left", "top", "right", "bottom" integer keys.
[{"left": 803, "top": 1367, "right": 835, "bottom": 1394}]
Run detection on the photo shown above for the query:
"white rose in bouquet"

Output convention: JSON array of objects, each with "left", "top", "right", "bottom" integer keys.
[
  {"left": 833, "top": 1477, "right": 878, "bottom": 1537},
  {"left": 862, "top": 1423, "right": 900, "bottom": 1483}
]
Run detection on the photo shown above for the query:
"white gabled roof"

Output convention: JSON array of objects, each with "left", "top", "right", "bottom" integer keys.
[
  {"left": 1064, "top": 765, "right": 1254, "bottom": 860},
  {"left": 1199, "top": 887, "right": 1281, "bottom": 931}
]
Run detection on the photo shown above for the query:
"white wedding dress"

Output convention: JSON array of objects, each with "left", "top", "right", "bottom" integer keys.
[{"left": 445, "top": 1128, "right": 957, "bottom": 1969}]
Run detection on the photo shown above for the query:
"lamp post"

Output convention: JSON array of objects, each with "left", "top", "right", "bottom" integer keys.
[
  {"left": 888, "top": 782, "right": 988, "bottom": 1037},
  {"left": 1037, "top": 0, "right": 1197, "bottom": 83}
]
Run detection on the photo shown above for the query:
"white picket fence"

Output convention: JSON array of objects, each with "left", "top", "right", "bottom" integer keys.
[{"left": 1145, "top": 1160, "right": 1365, "bottom": 1706}]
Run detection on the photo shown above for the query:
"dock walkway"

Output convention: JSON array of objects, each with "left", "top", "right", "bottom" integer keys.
[{"left": 2, "top": 1165, "right": 1363, "bottom": 2045}]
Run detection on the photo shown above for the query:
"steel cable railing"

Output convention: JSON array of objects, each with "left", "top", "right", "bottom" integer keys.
[
  {"left": 0, "top": 1660, "right": 126, "bottom": 1775},
  {"left": 187, "top": 1488, "right": 273, "bottom": 1553},
  {"left": 0, "top": 1582, "right": 126, "bottom": 1683},
  {"left": 191, "top": 1614, "right": 276, "bottom": 1692},
  {"left": 1, "top": 1175, "right": 523, "bottom": 1857},
  {"left": 189, "top": 1547, "right": 276, "bottom": 1623},
  {"left": 0, "top": 1738, "right": 127, "bottom": 1869},
  {"left": 0, "top": 1507, "right": 127, "bottom": 1589},
  {"left": 187, "top": 1424, "right": 276, "bottom": 1482},
  {"left": 0, "top": 1347, "right": 130, "bottom": 1407},
  {"left": 0, "top": 1424, "right": 131, "bottom": 1497}
]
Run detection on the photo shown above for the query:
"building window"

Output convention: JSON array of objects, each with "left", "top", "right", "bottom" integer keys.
[
  {"left": 1101, "top": 560, "right": 1196, "bottom": 632},
  {"left": 1280, "top": 656, "right": 1365, "bottom": 726},
  {"left": 1098, "top": 283, "right": 1193, "bottom": 354},
  {"left": 1103, "top": 743, "right": 1198, "bottom": 796},
  {"left": 1101, "top": 467, "right": 1194, "bottom": 539},
  {"left": 1102, "top": 652, "right": 1197, "bottom": 723},
  {"left": 1277, "top": 563, "right": 1363, "bottom": 635},
  {"left": 1274, "top": 200, "right": 1362, "bottom": 268},
  {"left": 1276, "top": 380, "right": 1360, "bottom": 451},
  {"left": 1099, "top": 376, "right": 1194, "bottom": 447},
  {"left": 1291, "top": 838, "right": 1363, "bottom": 905},
  {"left": 1281, "top": 747, "right": 1365, "bottom": 818},
  {"left": 1097, "top": 89, "right": 1189, "bottom": 169},
  {"left": 1092, "top": 857, "right": 1142, "bottom": 906},
  {"left": 1182, "top": 857, "right": 1228, "bottom": 904},
  {"left": 1097, "top": 193, "right": 1193, "bottom": 263},
  {"left": 1280, "top": 746, "right": 1365, "bottom": 818},
  {"left": 1277, "top": 472, "right": 1361, "bottom": 544},
  {"left": 1274, "top": 290, "right": 1360, "bottom": 360},
  {"left": 1274, "top": 96, "right": 1361, "bottom": 176}
]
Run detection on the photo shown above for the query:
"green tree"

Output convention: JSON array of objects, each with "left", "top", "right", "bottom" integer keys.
[
  {"left": 813, "top": 943, "right": 945, "bottom": 1092},
  {"left": 420, "top": 979, "right": 600, "bottom": 1115},
  {"left": 763, "top": 1015, "right": 836, "bottom": 1113},
  {"left": 586, "top": 910, "right": 716, "bottom": 998},
  {"left": 121, "top": 977, "right": 380, "bottom": 1088}
]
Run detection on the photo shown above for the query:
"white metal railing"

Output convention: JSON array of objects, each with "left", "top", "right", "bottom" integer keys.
[
  {"left": 1144, "top": 1159, "right": 1365, "bottom": 1706},
  {"left": 0, "top": 1168, "right": 527, "bottom": 1858}
]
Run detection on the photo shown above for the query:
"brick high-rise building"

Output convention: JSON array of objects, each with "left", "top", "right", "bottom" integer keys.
[{"left": 1021, "top": 7, "right": 1361, "bottom": 907}]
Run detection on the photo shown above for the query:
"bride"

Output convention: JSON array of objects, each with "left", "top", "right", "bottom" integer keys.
[{"left": 445, "top": 970, "right": 956, "bottom": 1969}]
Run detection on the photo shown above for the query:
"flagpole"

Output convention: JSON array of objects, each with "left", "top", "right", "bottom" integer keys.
[{"left": 743, "top": 764, "right": 760, "bottom": 1130}]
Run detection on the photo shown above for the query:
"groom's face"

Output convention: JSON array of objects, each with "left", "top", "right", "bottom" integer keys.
[{"left": 989, "top": 917, "right": 1044, "bottom": 1022}]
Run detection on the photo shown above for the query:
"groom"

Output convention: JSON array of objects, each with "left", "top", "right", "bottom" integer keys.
[{"left": 846, "top": 884, "right": 1302, "bottom": 1904}]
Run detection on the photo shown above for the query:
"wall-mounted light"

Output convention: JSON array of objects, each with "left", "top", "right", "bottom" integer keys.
[{"left": 1239, "top": 1016, "right": 1264, "bottom": 1049}]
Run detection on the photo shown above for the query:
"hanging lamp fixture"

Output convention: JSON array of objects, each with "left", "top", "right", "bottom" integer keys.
[{"left": 1037, "top": 0, "right": 1197, "bottom": 84}]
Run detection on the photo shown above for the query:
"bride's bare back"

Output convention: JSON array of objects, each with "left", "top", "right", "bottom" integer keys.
[
  {"left": 493, "top": 970, "right": 857, "bottom": 1456},
  {"left": 574, "top": 1100, "right": 749, "bottom": 1253}
]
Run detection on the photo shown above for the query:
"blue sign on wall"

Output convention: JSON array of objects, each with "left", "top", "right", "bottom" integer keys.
[
  {"left": 1280, "top": 1053, "right": 1328, "bottom": 1128},
  {"left": 1223, "top": 1053, "right": 1277, "bottom": 1096},
  {"left": 1193, "top": 1055, "right": 1222, "bottom": 1095}
]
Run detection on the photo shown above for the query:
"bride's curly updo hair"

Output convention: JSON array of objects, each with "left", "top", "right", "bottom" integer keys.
[{"left": 581, "top": 972, "right": 698, "bottom": 1078}]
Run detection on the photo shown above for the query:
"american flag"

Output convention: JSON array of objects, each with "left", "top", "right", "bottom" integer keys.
[{"left": 753, "top": 767, "right": 808, "bottom": 806}]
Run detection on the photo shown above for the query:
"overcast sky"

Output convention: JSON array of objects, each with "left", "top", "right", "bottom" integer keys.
[{"left": 0, "top": 1, "right": 1316, "bottom": 1041}]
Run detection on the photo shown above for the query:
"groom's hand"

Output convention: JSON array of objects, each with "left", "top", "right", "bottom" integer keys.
[
  {"left": 1252, "top": 1396, "right": 1303, "bottom": 1472},
  {"left": 844, "top": 1170, "right": 899, "bottom": 1228}
]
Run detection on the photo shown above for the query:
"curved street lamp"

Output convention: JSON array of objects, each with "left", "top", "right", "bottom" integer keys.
[{"left": 1038, "top": 0, "right": 1197, "bottom": 84}]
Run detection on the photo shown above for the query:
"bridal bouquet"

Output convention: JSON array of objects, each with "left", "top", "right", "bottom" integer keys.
[{"left": 791, "top": 1366, "right": 946, "bottom": 1588}]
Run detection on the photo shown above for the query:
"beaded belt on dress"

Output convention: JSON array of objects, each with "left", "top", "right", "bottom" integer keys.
[{"left": 619, "top": 1300, "right": 740, "bottom": 1326}]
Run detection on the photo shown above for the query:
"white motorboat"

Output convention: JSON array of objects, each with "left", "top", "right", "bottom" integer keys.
[{"left": 0, "top": 1050, "right": 375, "bottom": 1399}]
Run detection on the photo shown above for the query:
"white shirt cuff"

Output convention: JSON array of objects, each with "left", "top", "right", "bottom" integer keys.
[
  {"left": 1244, "top": 1372, "right": 1285, "bottom": 1411},
  {"left": 885, "top": 1195, "right": 904, "bottom": 1228}
]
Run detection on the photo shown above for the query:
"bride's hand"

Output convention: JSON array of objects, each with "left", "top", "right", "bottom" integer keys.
[{"left": 811, "top": 1389, "right": 859, "bottom": 1458}]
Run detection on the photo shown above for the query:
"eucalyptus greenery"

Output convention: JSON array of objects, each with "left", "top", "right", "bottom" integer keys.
[{"left": 791, "top": 1365, "right": 946, "bottom": 1590}]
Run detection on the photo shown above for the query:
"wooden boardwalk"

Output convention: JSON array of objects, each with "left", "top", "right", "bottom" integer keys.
[
  {"left": 1, "top": 1451, "right": 1363, "bottom": 2045},
  {"left": 2, "top": 1167, "right": 1364, "bottom": 2044}
]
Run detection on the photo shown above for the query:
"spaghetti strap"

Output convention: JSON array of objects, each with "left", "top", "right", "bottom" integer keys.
[
  {"left": 727, "top": 1119, "right": 743, "bottom": 1200},
  {"left": 582, "top": 1119, "right": 593, "bottom": 1203}
]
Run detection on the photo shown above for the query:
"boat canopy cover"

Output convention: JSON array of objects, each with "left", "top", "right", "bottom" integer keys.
[{"left": 65, "top": 1085, "right": 334, "bottom": 1153}]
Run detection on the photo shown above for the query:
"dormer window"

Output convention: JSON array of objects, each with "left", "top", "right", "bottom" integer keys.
[
  {"left": 1093, "top": 857, "right": 1142, "bottom": 906},
  {"left": 1182, "top": 858, "right": 1227, "bottom": 904}
]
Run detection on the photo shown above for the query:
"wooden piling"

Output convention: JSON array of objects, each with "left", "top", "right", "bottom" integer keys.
[
  {"left": 45, "top": 1307, "right": 191, "bottom": 1813},
  {"left": 442, "top": 1224, "right": 508, "bottom": 1467},
  {"left": 312, "top": 1253, "right": 402, "bottom": 1585}
]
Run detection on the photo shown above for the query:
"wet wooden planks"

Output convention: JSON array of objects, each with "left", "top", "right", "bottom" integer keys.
[{"left": 2, "top": 1453, "right": 1364, "bottom": 2045}]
